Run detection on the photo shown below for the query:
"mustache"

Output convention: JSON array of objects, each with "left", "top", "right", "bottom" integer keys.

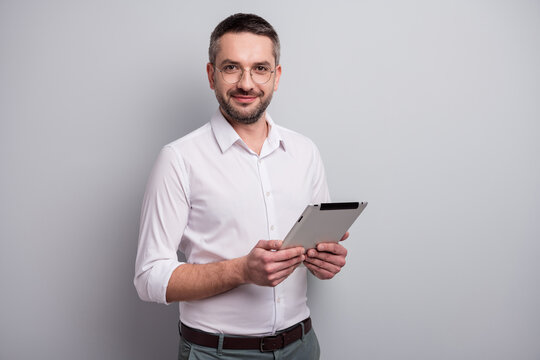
[{"left": 229, "top": 89, "right": 263, "bottom": 97}]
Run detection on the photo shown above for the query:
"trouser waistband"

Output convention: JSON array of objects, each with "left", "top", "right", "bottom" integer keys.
[{"left": 179, "top": 318, "right": 312, "bottom": 352}]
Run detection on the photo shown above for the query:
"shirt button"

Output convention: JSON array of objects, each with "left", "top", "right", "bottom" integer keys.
[
  {"left": 277, "top": 297, "right": 281, "bottom": 303},
  {"left": 266, "top": 191, "right": 270, "bottom": 197},
  {"left": 270, "top": 225, "right": 275, "bottom": 231}
]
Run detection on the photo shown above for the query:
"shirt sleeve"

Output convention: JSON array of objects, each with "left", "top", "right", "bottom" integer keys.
[
  {"left": 134, "top": 146, "right": 190, "bottom": 304},
  {"left": 310, "top": 142, "right": 331, "bottom": 204}
]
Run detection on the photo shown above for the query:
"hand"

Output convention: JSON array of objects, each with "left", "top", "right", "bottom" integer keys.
[
  {"left": 304, "top": 232, "right": 349, "bottom": 280},
  {"left": 243, "top": 240, "right": 305, "bottom": 287}
]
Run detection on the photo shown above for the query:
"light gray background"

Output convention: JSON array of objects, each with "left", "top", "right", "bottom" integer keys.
[{"left": 1, "top": 1, "right": 539, "bottom": 359}]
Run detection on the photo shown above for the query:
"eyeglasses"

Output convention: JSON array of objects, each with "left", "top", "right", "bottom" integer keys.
[{"left": 214, "top": 64, "right": 275, "bottom": 84}]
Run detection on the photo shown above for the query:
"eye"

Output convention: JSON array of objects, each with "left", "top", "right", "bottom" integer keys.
[
  {"left": 253, "top": 65, "right": 270, "bottom": 74},
  {"left": 222, "top": 64, "right": 239, "bottom": 73}
]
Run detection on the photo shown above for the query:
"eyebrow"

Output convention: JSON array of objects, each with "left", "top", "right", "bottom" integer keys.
[{"left": 218, "top": 59, "right": 273, "bottom": 67}]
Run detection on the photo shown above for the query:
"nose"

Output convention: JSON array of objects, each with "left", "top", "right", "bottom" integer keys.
[{"left": 236, "top": 69, "right": 255, "bottom": 91}]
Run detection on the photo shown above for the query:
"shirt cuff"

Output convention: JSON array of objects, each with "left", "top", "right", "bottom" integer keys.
[{"left": 141, "top": 260, "right": 185, "bottom": 305}]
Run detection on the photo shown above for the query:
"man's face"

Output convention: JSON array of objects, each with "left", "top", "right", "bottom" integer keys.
[{"left": 207, "top": 32, "right": 282, "bottom": 125}]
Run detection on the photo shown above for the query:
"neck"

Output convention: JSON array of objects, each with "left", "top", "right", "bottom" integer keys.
[{"left": 221, "top": 109, "right": 268, "bottom": 155}]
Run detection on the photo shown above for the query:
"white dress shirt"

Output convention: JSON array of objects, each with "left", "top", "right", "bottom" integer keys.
[{"left": 134, "top": 110, "right": 330, "bottom": 336}]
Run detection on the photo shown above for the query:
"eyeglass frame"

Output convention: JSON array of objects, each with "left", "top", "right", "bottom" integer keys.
[{"left": 212, "top": 63, "right": 277, "bottom": 85}]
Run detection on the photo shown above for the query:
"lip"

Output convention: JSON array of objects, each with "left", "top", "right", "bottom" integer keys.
[{"left": 232, "top": 95, "right": 257, "bottom": 104}]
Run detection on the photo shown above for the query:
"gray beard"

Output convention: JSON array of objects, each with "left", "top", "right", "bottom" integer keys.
[{"left": 217, "top": 91, "right": 273, "bottom": 125}]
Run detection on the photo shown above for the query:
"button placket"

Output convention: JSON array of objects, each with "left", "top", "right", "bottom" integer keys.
[
  {"left": 256, "top": 157, "right": 277, "bottom": 238},
  {"left": 256, "top": 156, "right": 283, "bottom": 331}
]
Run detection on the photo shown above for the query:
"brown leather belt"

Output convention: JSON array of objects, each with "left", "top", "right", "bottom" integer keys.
[{"left": 180, "top": 318, "right": 312, "bottom": 352}]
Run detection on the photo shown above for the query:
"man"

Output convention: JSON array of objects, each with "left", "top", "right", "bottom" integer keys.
[{"left": 134, "top": 13, "right": 348, "bottom": 359}]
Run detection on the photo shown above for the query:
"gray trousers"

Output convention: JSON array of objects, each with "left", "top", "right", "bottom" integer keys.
[{"left": 178, "top": 326, "right": 320, "bottom": 360}]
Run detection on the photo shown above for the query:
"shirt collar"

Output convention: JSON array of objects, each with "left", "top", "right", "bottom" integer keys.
[
  {"left": 210, "top": 109, "right": 286, "bottom": 154},
  {"left": 264, "top": 113, "right": 287, "bottom": 154}
]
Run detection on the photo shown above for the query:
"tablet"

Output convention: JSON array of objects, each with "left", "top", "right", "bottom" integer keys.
[{"left": 281, "top": 202, "right": 368, "bottom": 250}]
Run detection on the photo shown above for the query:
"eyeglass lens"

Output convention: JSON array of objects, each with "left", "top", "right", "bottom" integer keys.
[{"left": 221, "top": 68, "right": 272, "bottom": 84}]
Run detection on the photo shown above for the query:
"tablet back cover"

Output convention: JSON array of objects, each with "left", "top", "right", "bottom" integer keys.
[{"left": 282, "top": 202, "right": 367, "bottom": 249}]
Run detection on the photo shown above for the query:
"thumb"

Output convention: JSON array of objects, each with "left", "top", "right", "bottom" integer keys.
[{"left": 255, "top": 239, "right": 283, "bottom": 250}]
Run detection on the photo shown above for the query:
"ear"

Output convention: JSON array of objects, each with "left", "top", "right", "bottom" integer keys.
[
  {"left": 273, "top": 64, "right": 282, "bottom": 92},
  {"left": 206, "top": 63, "right": 216, "bottom": 90}
]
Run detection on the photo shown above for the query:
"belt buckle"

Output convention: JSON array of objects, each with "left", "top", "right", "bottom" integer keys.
[{"left": 259, "top": 332, "right": 285, "bottom": 352}]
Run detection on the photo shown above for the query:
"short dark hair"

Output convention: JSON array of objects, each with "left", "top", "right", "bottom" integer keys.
[{"left": 209, "top": 13, "right": 280, "bottom": 66}]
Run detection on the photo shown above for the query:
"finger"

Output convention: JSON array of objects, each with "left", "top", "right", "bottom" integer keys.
[
  {"left": 255, "top": 241, "right": 304, "bottom": 261},
  {"left": 304, "top": 255, "right": 343, "bottom": 274},
  {"left": 255, "top": 239, "right": 283, "bottom": 250},
  {"left": 268, "top": 260, "right": 303, "bottom": 285},
  {"left": 316, "top": 242, "right": 348, "bottom": 256},
  {"left": 304, "top": 261, "right": 336, "bottom": 280},
  {"left": 267, "top": 253, "right": 305, "bottom": 273},
  {"left": 307, "top": 249, "right": 346, "bottom": 268},
  {"left": 340, "top": 232, "right": 350, "bottom": 241},
  {"left": 271, "top": 246, "right": 306, "bottom": 262}
]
